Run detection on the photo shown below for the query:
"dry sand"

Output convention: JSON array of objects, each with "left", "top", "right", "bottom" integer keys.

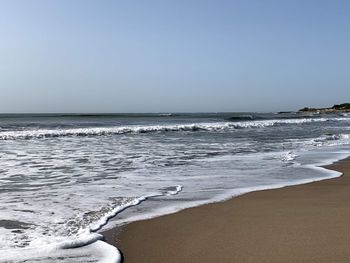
[{"left": 104, "top": 158, "right": 350, "bottom": 263}]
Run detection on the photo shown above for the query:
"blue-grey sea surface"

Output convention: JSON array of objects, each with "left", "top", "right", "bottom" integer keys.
[{"left": 0, "top": 112, "right": 349, "bottom": 262}]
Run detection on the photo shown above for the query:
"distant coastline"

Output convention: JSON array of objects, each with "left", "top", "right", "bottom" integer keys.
[{"left": 299, "top": 103, "right": 350, "bottom": 113}]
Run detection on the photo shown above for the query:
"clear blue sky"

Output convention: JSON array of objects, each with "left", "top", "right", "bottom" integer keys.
[{"left": 1, "top": 0, "right": 349, "bottom": 113}]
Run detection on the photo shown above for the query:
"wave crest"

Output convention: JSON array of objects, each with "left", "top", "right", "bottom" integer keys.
[
  {"left": 0, "top": 117, "right": 348, "bottom": 140},
  {"left": 314, "top": 133, "right": 350, "bottom": 143}
]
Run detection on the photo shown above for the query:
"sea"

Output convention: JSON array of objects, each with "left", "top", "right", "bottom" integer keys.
[{"left": 0, "top": 112, "right": 350, "bottom": 262}]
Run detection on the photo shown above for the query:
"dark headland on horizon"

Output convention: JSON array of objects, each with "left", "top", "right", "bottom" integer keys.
[{"left": 299, "top": 103, "right": 350, "bottom": 113}]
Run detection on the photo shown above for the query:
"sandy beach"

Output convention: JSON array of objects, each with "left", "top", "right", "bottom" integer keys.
[{"left": 104, "top": 158, "right": 350, "bottom": 263}]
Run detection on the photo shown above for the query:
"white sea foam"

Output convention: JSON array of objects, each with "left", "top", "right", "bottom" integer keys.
[
  {"left": 164, "top": 185, "right": 183, "bottom": 195},
  {"left": 1, "top": 115, "right": 350, "bottom": 263},
  {"left": 0, "top": 117, "right": 348, "bottom": 140},
  {"left": 0, "top": 186, "right": 183, "bottom": 263},
  {"left": 0, "top": 239, "right": 121, "bottom": 263},
  {"left": 281, "top": 151, "right": 298, "bottom": 162},
  {"left": 89, "top": 185, "right": 182, "bottom": 232},
  {"left": 313, "top": 133, "right": 350, "bottom": 145},
  {"left": 103, "top": 150, "right": 350, "bottom": 230}
]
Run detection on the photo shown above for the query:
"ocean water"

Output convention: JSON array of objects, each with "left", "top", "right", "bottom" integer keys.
[{"left": 0, "top": 112, "right": 350, "bottom": 262}]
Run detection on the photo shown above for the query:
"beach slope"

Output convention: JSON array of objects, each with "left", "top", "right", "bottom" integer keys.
[{"left": 105, "top": 158, "right": 350, "bottom": 263}]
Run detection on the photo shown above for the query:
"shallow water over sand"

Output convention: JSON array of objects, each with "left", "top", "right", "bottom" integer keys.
[{"left": 0, "top": 113, "right": 349, "bottom": 262}]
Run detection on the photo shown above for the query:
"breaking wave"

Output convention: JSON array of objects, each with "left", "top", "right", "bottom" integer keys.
[
  {"left": 313, "top": 133, "right": 350, "bottom": 144},
  {"left": 0, "top": 117, "right": 348, "bottom": 140}
]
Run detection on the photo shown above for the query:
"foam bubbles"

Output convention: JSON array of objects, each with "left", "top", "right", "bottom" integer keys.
[
  {"left": 1, "top": 114, "right": 350, "bottom": 262},
  {"left": 0, "top": 117, "right": 348, "bottom": 140},
  {"left": 281, "top": 151, "right": 298, "bottom": 162}
]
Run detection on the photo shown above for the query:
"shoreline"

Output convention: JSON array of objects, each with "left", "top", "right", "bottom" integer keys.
[{"left": 103, "top": 157, "right": 350, "bottom": 262}]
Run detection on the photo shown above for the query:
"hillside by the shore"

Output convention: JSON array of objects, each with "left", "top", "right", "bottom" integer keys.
[{"left": 299, "top": 103, "right": 350, "bottom": 113}]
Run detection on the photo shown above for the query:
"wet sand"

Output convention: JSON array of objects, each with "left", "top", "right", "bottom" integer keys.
[{"left": 104, "top": 158, "right": 350, "bottom": 262}]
